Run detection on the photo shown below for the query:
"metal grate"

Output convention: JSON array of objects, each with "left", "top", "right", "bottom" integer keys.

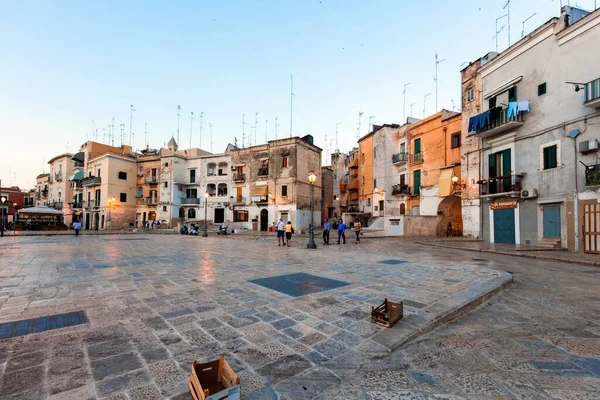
[
  {"left": 250, "top": 273, "right": 350, "bottom": 298},
  {"left": 0, "top": 310, "right": 87, "bottom": 339}
]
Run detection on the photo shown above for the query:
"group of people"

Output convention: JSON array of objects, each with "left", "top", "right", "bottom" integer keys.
[
  {"left": 275, "top": 217, "right": 362, "bottom": 247},
  {"left": 322, "top": 218, "right": 362, "bottom": 245}
]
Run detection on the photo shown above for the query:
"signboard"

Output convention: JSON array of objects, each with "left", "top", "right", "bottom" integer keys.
[{"left": 490, "top": 201, "right": 517, "bottom": 210}]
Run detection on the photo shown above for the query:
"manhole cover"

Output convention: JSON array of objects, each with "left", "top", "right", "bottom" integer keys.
[{"left": 249, "top": 272, "right": 350, "bottom": 297}]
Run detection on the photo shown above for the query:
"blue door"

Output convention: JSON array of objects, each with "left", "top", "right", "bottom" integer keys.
[
  {"left": 493, "top": 208, "right": 515, "bottom": 244},
  {"left": 543, "top": 205, "right": 561, "bottom": 238}
]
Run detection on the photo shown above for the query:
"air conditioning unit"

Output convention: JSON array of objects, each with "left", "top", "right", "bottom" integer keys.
[
  {"left": 520, "top": 188, "right": 538, "bottom": 199},
  {"left": 579, "top": 139, "right": 599, "bottom": 153}
]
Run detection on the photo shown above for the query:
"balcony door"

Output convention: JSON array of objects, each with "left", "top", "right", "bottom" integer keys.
[{"left": 488, "top": 149, "right": 511, "bottom": 194}]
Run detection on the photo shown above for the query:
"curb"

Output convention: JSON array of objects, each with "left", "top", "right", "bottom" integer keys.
[{"left": 415, "top": 241, "right": 600, "bottom": 268}]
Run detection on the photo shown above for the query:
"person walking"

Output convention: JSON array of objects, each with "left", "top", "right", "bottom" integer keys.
[
  {"left": 284, "top": 221, "right": 294, "bottom": 247},
  {"left": 323, "top": 219, "right": 331, "bottom": 245},
  {"left": 337, "top": 219, "right": 346, "bottom": 244},
  {"left": 276, "top": 218, "right": 286, "bottom": 246},
  {"left": 73, "top": 220, "right": 81, "bottom": 237},
  {"left": 354, "top": 218, "right": 362, "bottom": 243}
]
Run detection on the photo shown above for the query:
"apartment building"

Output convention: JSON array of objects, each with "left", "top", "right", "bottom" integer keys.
[
  {"left": 390, "top": 121, "right": 417, "bottom": 217},
  {"left": 357, "top": 131, "right": 374, "bottom": 213},
  {"left": 35, "top": 173, "right": 50, "bottom": 206},
  {"left": 47, "top": 153, "right": 75, "bottom": 225},
  {"left": 465, "top": 6, "right": 600, "bottom": 252},
  {"left": 330, "top": 150, "right": 349, "bottom": 218},
  {"left": 136, "top": 149, "right": 161, "bottom": 227}
]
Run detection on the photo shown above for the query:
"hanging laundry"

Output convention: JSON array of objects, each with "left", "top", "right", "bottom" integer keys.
[
  {"left": 507, "top": 102, "right": 518, "bottom": 119},
  {"left": 489, "top": 106, "right": 502, "bottom": 121},
  {"left": 517, "top": 100, "right": 530, "bottom": 113},
  {"left": 468, "top": 115, "right": 480, "bottom": 132},
  {"left": 479, "top": 110, "right": 491, "bottom": 129}
]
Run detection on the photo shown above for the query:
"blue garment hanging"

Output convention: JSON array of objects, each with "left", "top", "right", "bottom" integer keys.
[
  {"left": 479, "top": 111, "right": 490, "bottom": 129},
  {"left": 469, "top": 115, "right": 480, "bottom": 132},
  {"left": 507, "top": 102, "right": 518, "bottom": 119}
]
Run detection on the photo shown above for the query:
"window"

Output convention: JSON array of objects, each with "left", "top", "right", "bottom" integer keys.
[
  {"left": 361, "top": 153, "right": 365, "bottom": 164},
  {"left": 164, "top": 162, "right": 169, "bottom": 167},
  {"left": 413, "top": 170, "right": 421, "bottom": 195},
  {"left": 186, "top": 188, "right": 197, "bottom": 198},
  {"left": 207, "top": 164, "right": 216, "bottom": 176},
  {"left": 163, "top": 206, "right": 167, "bottom": 212},
  {"left": 151, "top": 168, "right": 157, "bottom": 177},
  {"left": 190, "top": 169, "right": 196, "bottom": 183},
  {"left": 489, "top": 96, "right": 497, "bottom": 109},
  {"left": 188, "top": 208, "right": 196, "bottom": 218},
  {"left": 488, "top": 149, "right": 512, "bottom": 194},
  {"left": 373, "top": 147, "right": 377, "bottom": 158},
  {"left": 400, "top": 143, "right": 406, "bottom": 154},
  {"left": 118, "top": 171, "right": 127, "bottom": 180},
  {"left": 362, "top": 176, "right": 365, "bottom": 184},
  {"left": 451, "top": 133, "right": 461, "bottom": 149},
  {"left": 373, "top": 179, "right": 377, "bottom": 188},
  {"left": 97, "top": 168, "right": 101, "bottom": 178},
  {"left": 282, "top": 156, "right": 289, "bottom": 168},
  {"left": 217, "top": 183, "right": 228, "bottom": 196},
  {"left": 543, "top": 145, "right": 558, "bottom": 170},
  {"left": 164, "top": 182, "right": 168, "bottom": 188},
  {"left": 400, "top": 174, "right": 406, "bottom": 186},
  {"left": 120, "top": 193, "right": 127, "bottom": 202},
  {"left": 466, "top": 86, "right": 475, "bottom": 102},
  {"left": 367, "top": 198, "right": 371, "bottom": 206},
  {"left": 234, "top": 210, "right": 249, "bottom": 222},
  {"left": 508, "top": 86, "right": 517, "bottom": 102},
  {"left": 282, "top": 185, "right": 288, "bottom": 197},
  {"left": 95, "top": 189, "right": 100, "bottom": 206},
  {"left": 538, "top": 82, "right": 547, "bottom": 96}
]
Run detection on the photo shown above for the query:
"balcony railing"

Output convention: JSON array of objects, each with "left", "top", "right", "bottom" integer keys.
[
  {"left": 585, "top": 78, "right": 600, "bottom": 108},
  {"left": 233, "top": 173, "right": 246, "bottom": 183},
  {"left": 73, "top": 181, "right": 83, "bottom": 189},
  {"left": 476, "top": 108, "right": 524, "bottom": 138},
  {"left": 69, "top": 202, "right": 82, "bottom": 209},
  {"left": 392, "top": 153, "right": 409, "bottom": 164},
  {"left": 82, "top": 176, "right": 102, "bottom": 187},
  {"left": 145, "top": 176, "right": 158, "bottom": 184},
  {"left": 479, "top": 173, "right": 524, "bottom": 197},
  {"left": 55, "top": 172, "right": 63, "bottom": 182},
  {"left": 585, "top": 164, "right": 600, "bottom": 186},
  {"left": 182, "top": 197, "right": 201, "bottom": 205},
  {"left": 235, "top": 196, "right": 246, "bottom": 204},
  {"left": 392, "top": 184, "right": 411, "bottom": 196},
  {"left": 254, "top": 195, "right": 268, "bottom": 203},
  {"left": 258, "top": 168, "right": 269, "bottom": 177},
  {"left": 410, "top": 152, "right": 423, "bottom": 163},
  {"left": 50, "top": 202, "right": 64, "bottom": 210},
  {"left": 348, "top": 180, "right": 359, "bottom": 191}
]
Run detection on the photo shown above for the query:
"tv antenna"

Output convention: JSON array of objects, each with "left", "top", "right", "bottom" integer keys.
[
  {"left": 494, "top": 14, "right": 508, "bottom": 52},
  {"left": 289, "top": 75, "right": 294, "bottom": 138},
  {"left": 402, "top": 83, "right": 410, "bottom": 123},
  {"left": 120, "top": 123, "right": 125, "bottom": 146},
  {"left": 435, "top": 54, "right": 446, "bottom": 112},
  {"left": 451, "top": 97, "right": 457, "bottom": 111},
  {"left": 129, "top": 105, "right": 135, "bottom": 147},
  {"left": 275, "top": 117, "right": 279, "bottom": 139},
  {"left": 199, "top": 112, "right": 204, "bottom": 149},
  {"left": 144, "top": 122, "right": 148, "bottom": 148},
  {"left": 504, "top": 0, "right": 511, "bottom": 47},
  {"left": 265, "top": 119, "right": 268, "bottom": 143},
  {"left": 368, "top": 115, "right": 375, "bottom": 132},
  {"left": 521, "top": 13, "right": 537, "bottom": 38},
  {"left": 336, "top": 122, "right": 341, "bottom": 151},
  {"left": 189, "top": 111, "right": 194, "bottom": 150},
  {"left": 111, "top": 117, "right": 115, "bottom": 146},
  {"left": 357, "top": 111, "right": 364, "bottom": 141},
  {"left": 209, "top": 123, "right": 214, "bottom": 152},
  {"left": 254, "top": 112, "right": 259, "bottom": 145},
  {"left": 410, "top": 103, "right": 415, "bottom": 118},
  {"left": 103, "top": 128, "right": 107, "bottom": 144},
  {"left": 242, "top": 114, "right": 247, "bottom": 148},
  {"left": 423, "top": 93, "right": 431, "bottom": 118},
  {"left": 176, "top": 105, "right": 181, "bottom": 145}
]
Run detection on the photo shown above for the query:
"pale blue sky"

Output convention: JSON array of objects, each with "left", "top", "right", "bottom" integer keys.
[{"left": 1, "top": 0, "right": 597, "bottom": 189}]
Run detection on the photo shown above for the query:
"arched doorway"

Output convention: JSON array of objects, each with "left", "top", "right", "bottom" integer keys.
[
  {"left": 436, "top": 195, "right": 462, "bottom": 236},
  {"left": 178, "top": 207, "right": 185, "bottom": 219},
  {"left": 260, "top": 209, "right": 269, "bottom": 232},
  {"left": 93, "top": 213, "right": 99, "bottom": 230},
  {"left": 188, "top": 208, "right": 196, "bottom": 219}
]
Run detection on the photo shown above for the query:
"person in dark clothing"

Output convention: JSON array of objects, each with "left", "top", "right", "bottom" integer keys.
[
  {"left": 323, "top": 220, "right": 331, "bottom": 245},
  {"left": 337, "top": 219, "right": 346, "bottom": 244}
]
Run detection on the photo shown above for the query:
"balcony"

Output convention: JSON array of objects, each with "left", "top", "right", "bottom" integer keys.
[
  {"left": 339, "top": 183, "right": 347, "bottom": 193},
  {"left": 69, "top": 202, "right": 82, "bottom": 210},
  {"left": 349, "top": 158, "right": 359, "bottom": 168},
  {"left": 145, "top": 176, "right": 158, "bottom": 184},
  {"left": 235, "top": 196, "right": 246, "bottom": 205},
  {"left": 55, "top": 172, "right": 63, "bottom": 182},
  {"left": 585, "top": 78, "right": 600, "bottom": 108},
  {"left": 258, "top": 168, "right": 269, "bottom": 178},
  {"left": 50, "top": 202, "right": 64, "bottom": 210},
  {"left": 392, "top": 184, "right": 411, "bottom": 196},
  {"left": 73, "top": 181, "right": 83, "bottom": 189},
  {"left": 233, "top": 173, "right": 246, "bottom": 183},
  {"left": 410, "top": 152, "right": 423, "bottom": 164},
  {"left": 479, "top": 173, "right": 525, "bottom": 198},
  {"left": 254, "top": 195, "right": 268, "bottom": 204},
  {"left": 585, "top": 164, "right": 600, "bottom": 186},
  {"left": 392, "top": 153, "right": 409, "bottom": 165},
  {"left": 82, "top": 176, "right": 102, "bottom": 187},
  {"left": 348, "top": 180, "right": 359, "bottom": 191},
  {"left": 181, "top": 197, "right": 201, "bottom": 205},
  {"left": 476, "top": 108, "right": 524, "bottom": 139}
]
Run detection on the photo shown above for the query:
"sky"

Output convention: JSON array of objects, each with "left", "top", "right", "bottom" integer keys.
[{"left": 1, "top": 0, "right": 598, "bottom": 190}]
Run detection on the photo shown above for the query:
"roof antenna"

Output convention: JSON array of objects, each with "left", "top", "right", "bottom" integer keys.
[
  {"left": 521, "top": 13, "right": 537, "bottom": 38},
  {"left": 209, "top": 123, "right": 214, "bottom": 152},
  {"left": 189, "top": 111, "right": 194, "bottom": 150},
  {"left": 402, "top": 83, "right": 410, "bottom": 123},
  {"left": 176, "top": 105, "right": 181, "bottom": 145},
  {"left": 129, "top": 105, "right": 135, "bottom": 148},
  {"left": 503, "top": 0, "right": 511, "bottom": 47},
  {"left": 199, "top": 112, "right": 203, "bottom": 149},
  {"left": 423, "top": 93, "right": 431, "bottom": 118},
  {"left": 336, "top": 122, "right": 341, "bottom": 151},
  {"left": 494, "top": 14, "right": 508, "bottom": 52},
  {"left": 368, "top": 115, "right": 376, "bottom": 132},
  {"left": 357, "top": 112, "right": 364, "bottom": 141},
  {"left": 290, "top": 75, "right": 294, "bottom": 138},
  {"left": 434, "top": 54, "right": 446, "bottom": 112}
]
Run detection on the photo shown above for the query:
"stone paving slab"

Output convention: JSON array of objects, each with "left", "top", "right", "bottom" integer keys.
[{"left": 0, "top": 236, "right": 511, "bottom": 399}]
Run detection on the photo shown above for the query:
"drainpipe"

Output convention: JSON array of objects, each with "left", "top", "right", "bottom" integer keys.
[
  {"left": 479, "top": 136, "right": 484, "bottom": 239},
  {"left": 572, "top": 133, "right": 579, "bottom": 252}
]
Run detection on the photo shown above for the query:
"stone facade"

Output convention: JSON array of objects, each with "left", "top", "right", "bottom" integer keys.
[
  {"left": 47, "top": 154, "right": 75, "bottom": 225},
  {"left": 321, "top": 166, "right": 334, "bottom": 222}
]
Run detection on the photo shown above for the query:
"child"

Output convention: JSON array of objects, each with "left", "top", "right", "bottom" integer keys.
[{"left": 284, "top": 221, "right": 294, "bottom": 247}]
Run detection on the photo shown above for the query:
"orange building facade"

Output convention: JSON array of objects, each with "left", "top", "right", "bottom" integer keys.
[
  {"left": 407, "top": 110, "right": 463, "bottom": 235},
  {"left": 358, "top": 132, "right": 374, "bottom": 213}
]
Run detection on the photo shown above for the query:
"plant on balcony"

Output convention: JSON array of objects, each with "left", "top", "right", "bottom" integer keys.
[{"left": 586, "top": 168, "right": 600, "bottom": 186}]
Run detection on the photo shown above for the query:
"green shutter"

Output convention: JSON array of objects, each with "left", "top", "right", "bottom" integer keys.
[
  {"left": 488, "top": 154, "right": 496, "bottom": 178},
  {"left": 414, "top": 139, "right": 421, "bottom": 154},
  {"left": 544, "top": 145, "right": 557, "bottom": 169},
  {"left": 508, "top": 86, "right": 517, "bottom": 102},
  {"left": 502, "top": 149, "right": 512, "bottom": 192},
  {"left": 413, "top": 170, "right": 421, "bottom": 195}
]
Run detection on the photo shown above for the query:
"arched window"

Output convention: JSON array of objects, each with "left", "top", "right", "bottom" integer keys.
[
  {"left": 206, "top": 184, "right": 216, "bottom": 196},
  {"left": 179, "top": 208, "right": 185, "bottom": 219},
  {"left": 217, "top": 183, "right": 228, "bottom": 197},
  {"left": 188, "top": 208, "right": 196, "bottom": 219}
]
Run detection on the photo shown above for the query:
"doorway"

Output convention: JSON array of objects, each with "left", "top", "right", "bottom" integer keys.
[
  {"left": 583, "top": 201, "right": 600, "bottom": 253},
  {"left": 493, "top": 208, "right": 515, "bottom": 244},
  {"left": 214, "top": 208, "right": 225, "bottom": 224},
  {"left": 260, "top": 209, "right": 268, "bottom": 231},
  {"left": 542, "top": 205, "right": 561, "bottom": 239},
  {"left": 93, "top": 213, "right": 99, "bottom": 230},
  {"left": 85, "top": 213, "right": 90, "bottom": 230}
]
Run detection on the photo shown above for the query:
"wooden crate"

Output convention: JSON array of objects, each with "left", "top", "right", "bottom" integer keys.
[
  {"left": 189, "top": 355, "right": 240, "bottom": 400},
  {"left": 371, "top": 298, "right": 403, "bottom": 328}
]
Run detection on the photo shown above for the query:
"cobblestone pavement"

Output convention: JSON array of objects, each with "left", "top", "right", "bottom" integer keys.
[{"left": 0, "top": 236, "right": 598, "bottom": 399}]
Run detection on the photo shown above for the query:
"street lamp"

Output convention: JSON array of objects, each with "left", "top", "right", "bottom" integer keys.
[
  {"left": 203, "top": 192, "right": 209, "bottom": 237},
  {"left": 13, "top": 203, "right": 17, "bottom": 234},
  {"left": 0, "top": 196, "right": 6, "bottom": 237},
  {"left": 307, "top": 172, "right": 317, "bottom": 249}
]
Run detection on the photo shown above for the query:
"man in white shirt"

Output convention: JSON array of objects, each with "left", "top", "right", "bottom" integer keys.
[{"left": 276, "top": 218, "right": 286, "bottom": 246}]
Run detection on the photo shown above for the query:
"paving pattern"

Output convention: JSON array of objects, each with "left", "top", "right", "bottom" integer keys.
[{"left": 0, "top": 235, "right": 598, "bottom": 399}]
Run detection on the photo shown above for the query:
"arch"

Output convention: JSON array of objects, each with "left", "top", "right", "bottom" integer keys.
[
  {"left": 217, "top": 183, "right": 228, "bottom": 197},
  {"left": 206, "top": 184, "right": 216, "bottom": 196},
  {"left": 260, "top": 209, "right": 269, "bottom": 232},
  {"left": 93, "top": 213, "right": 99, "bottom": 230},
  {"left": 143, "top": 212, "right": 147, "bottom": 223},
  {"left": 436, "top": 195, "right": 462, "bottom": 236},
  {"left": 178, "top": 207, "right": 185, "bottom": 219},
  {"left": 188, "top": 208, "right": 196, "bottom": 219}
]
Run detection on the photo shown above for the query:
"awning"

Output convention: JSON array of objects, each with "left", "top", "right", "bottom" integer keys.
[
  {"left": 483, "top": 76, "right": 523, "bottom": 100},
  {"left": 69, "top": 171, "right": 84, "bottom": 181},
  {"left": 250, "top": 186, "right": 268, "bottom": 196},
  {"left": 17, "top": 206, "right": 63, "bottom": 215},
  {"left": 438, "top": 168, "right": 454, "bottom": 197}
]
